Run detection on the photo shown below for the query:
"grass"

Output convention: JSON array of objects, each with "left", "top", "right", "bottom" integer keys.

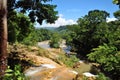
[{"left": 56, "top": 54, "right": 79, "bottom": 67}]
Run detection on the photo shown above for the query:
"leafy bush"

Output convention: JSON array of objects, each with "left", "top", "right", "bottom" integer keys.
[
  {"left": 4, "top": 65, "right": 28, "bottom": 80},
  {"left": 49, "top": 32, "right": 61, "bottom": 48},
  {"left": 57, "top": 54, "right": 79, "bottom": 67},
  {"left": 22, "top": 31, "right": 38, "bottom": 46},
  {"left": 96, "top": 73, "right": 110, "bottom": 80},
  {"left": 50, "top": 42, "right": 60, "bottom": 48},
  {"left": 87, "top": 44, "right": 118, "bottom": 71},
  {"left": 8, "top": 12, "right": 34, "bottom": 43},
  {"left": 87, "top": 44, "right": 120, "bottom": 79},
  {"left": 35, "top": 28, "right": 52, "bottom": 42}
]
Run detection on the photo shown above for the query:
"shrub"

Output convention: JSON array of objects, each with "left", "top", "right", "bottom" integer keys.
[
  {"left": 49, "top": 32, "right": 61, "bottom": 48},
  {"left": 57, "top": 54, "right": 79, "bottom": 67},
  {"left": 87, "top": 44, "right": 120, "bottom": 79},
  {"left": 4, "top": 65, "right": 28, "bottom": 80},
  {"left": 96, "top": 73, "right": 110, "bottom": 80}
]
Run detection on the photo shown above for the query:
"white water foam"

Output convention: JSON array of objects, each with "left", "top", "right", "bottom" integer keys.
[
  {"left": 25, "top": 68, "right": 43, "bottom": 76},
  {"left": 83, "top": 72, "right": 96, "bottom": 77},
  {"left": 25, "top": 64, "right": 56, "bottom": 76},
  {"left": 40, "top": 64, "right": 56, "bottom": 69},
  {"left": 68, "top": 70, "right": 78, "bottom": 74}
]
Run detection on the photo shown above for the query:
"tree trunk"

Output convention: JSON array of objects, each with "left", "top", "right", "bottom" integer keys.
[{"left": 0, "top": 0, "right": 7, "bottom": 79}]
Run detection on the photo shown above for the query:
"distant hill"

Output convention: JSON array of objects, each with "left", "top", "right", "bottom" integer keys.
[
  {"left": 55, "top": 26, "right": 67, "bottom": 31},
  {"left": 39, "top": 27, "right": 57, "bottom": 31},
  {"left": 37, "top": 26, "right": 68, "bottom": 32}
]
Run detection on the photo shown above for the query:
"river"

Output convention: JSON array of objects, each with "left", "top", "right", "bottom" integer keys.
[
  {"left": 38, "top": 40, "right": 72, "bottom": 53},
  {"left": 24, "top": 40, "right": 97, "bottom": 80}
]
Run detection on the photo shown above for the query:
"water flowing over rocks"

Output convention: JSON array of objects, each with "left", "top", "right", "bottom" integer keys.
[
  {"left": 25, "top": 64, "right": 78, "bottom": 80},
  {"left": 83, "top": 72, "right": 97, "bottom": 77},
  {"left": 8, "top": 42, "right": 98, "bottom": 80}
]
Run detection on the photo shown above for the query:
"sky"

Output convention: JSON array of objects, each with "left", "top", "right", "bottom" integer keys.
[{"left": 37, "top": 0, "right": 119, "bottom": 27}]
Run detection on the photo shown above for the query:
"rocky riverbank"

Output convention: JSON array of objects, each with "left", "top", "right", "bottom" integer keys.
[{"left": 8, "top": 43, "right": 98, "bottom": 80}]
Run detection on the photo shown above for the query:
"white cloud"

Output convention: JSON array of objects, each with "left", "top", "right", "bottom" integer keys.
[
  {"left": 36, "top": 14, "right": 77, "bottom": 27},
  {"left": 107, "top": 18, "right": 117, "bottom": 22}
]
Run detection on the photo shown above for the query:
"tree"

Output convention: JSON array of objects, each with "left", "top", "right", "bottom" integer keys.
[
  {"left": 35, "top": 28, "right": 52, "bottom": 42},
  {"left": 113, "top": 0, "right": 120, "bottom": 8},
  {"left": 8, "top": 0, "right": 58, "bottom": 24},
  {"left": 85, "top": 10, "right": 109, "bottom": 24},
  {"left": 7, "top": 0, "right": 58, "bottom": 43},
  {"left": 8, "top": 11, "right": 35, "bottom": 43},
  {"left": 108, "top": 20, "right": 120, "bottom": 50},
  {"left": 70, "top": 10, "right": 109, "bottom": 55},
  {"left": 88, "top": 44, "right": 120, "bottom": 80},
  {"left": 0, "top": 0, "right": 7, "bottom": 79},
  {"left": 50, "top": 32, "right": 61, "bottom": 48},
  {"left": 114, "top": 10, "right": 120, "bottom": 20}
]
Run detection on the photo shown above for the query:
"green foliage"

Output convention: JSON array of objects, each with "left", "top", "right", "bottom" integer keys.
[
  {"left": 8, "top": 0, "right": 58, "bottom": 24},
  {"left": 68, "top": 10, "right": 110, "bottom": 54},
  {"left": 87, "top": 44, "right": 120, "bottom": 79},
  {"left": 107, "top": 20, "right": 120, "bottom": 50},
  {"left": 114, "top": 10, "right": 120, "bottom": 19},
  {"left": 8, "top": 11, "right": 35, "bottom": 43},
  {"left": 35, "top": 28, "right": 52, "bottom": 42},
  {"left": 49, "top": 32, "right": 61, "bottom": 48},
  {"left": 85, "top": 10, "right": 109, "bottom": 24},
  {"left": 7, "top": 0, "right": 58, "bottom": 44},
  {"left": 61, "top": 30, "right": 76, "bottom": 45},
  {"left": 88, "top": 44, "right": 118, "bottom": 69},
  {"left": 22, "top": 31, "right": 38, "bottom": 46},
  {"left": 8, "top": 11, "right": 19, "bottom": 43},
  {"left": 4, "top": 65, "right": 27, "bottom": 80},
  {"left": 57, "top": 54, "right": 79, "bottom": 67},
  {"left": 64, "top": 25, "right": 78, "bottom": 45},
  {"left": 65, "top": 9, "right": 120, "bottom": 79},
  {"left": 113, "top": 0, "right": 120, "bottom": 5},
  {"left": 17, "top": 14, "right": 34, "bottom": 42},
  {"left": 92, "top": 22, "right": 110, "bottom": 44},
  {"left": 96, "top": 73, "right": 110, "bottom": 80}
]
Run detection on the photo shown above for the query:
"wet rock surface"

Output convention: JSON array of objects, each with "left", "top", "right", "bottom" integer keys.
[
  {"left": 25, "top": 64, "right": 77, "bottom": 80},
  {"left": 8, "top": 43, "right": 97, "bottom": 80}
]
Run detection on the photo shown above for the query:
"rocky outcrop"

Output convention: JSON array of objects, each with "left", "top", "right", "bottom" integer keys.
[
  {"left": 25, "top": 64, "right": 77, "bottom": 80},
  {"left": 7, "top": 43, "right": 97, "bottom": 80}
]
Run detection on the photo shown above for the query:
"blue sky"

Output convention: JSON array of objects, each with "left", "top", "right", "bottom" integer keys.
[
  {"left": 50, "top": 0, "right": 118, "bottom": 20},
  {"left": 38, "top": 0, "right": 119, "bottom": 27}
]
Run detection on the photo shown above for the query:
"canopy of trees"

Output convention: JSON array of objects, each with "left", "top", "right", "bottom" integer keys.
[
  {"left": 64, "top": 9, "right": 120, "bottom": 80},
  {"left": 8, "top": 0, "right": 58, "bottom": 24},
  {"left": 67, "top": 10, "right": 110, "bottom": 54},
  {"left": 7, "top": 0, "right": 58, "bottom": 44},
  {"left": 35, "top": 28, "right": 52, "bottom": 42}
]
